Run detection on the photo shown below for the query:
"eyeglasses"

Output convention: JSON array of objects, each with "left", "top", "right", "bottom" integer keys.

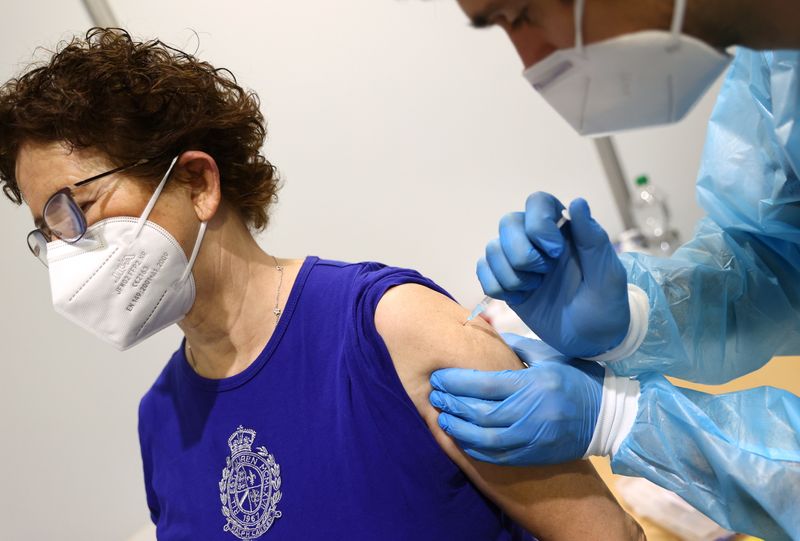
[{"left": 26, "top": 159, "right": 149, "bottom": 267}]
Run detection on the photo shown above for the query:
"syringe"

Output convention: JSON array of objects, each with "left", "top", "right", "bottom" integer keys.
[{"left": 463, "top": 209, "right": 571, "bottom": 325}]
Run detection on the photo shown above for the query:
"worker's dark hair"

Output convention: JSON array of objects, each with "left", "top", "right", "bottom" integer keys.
[{"left": 0, "top": 27, "right": 280, "bottom": 230}]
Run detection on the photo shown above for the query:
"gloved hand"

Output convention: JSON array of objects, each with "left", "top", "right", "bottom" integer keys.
[
  {"left": 477, "top": 192, "right": 629, "bottom": 358},
  {"left": 429, "top": 334, "right": 604, "bottom": 465}
]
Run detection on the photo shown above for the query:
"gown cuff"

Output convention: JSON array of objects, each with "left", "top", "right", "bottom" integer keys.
[
  {"left": 583, "top": 368, "right": 641, "bottom": 458},
  {"left": 586, "top": 284, "right": 650, "bottom": 362}
]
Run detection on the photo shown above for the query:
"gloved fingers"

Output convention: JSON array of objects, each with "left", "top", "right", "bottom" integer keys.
[
  {"left": 477, "top": 255, "right": 536, "bottom": 306},
  {"left": 524, "top": 192, "right": 567, "bottom": 259},
  {"left": 429, "top": 390, "right": 519, "bottom": 428},
  {"left": 501, "top": 333, "right": 566, "bottom": 363},
  {"left": 475, "top": 257, "right": 527, "bottom": 304},
  {"left": 430, "top": 367, "right": 529, "bottom": 400},
  {"left": 498, "top": 212, "right": 552, "bottom": 273},
  {"left": 485, "top": 239, "right": 543, "bottom": 296},
  {"left": 568, "top": 198, "right": 622, "bottom": 290},
  {"left": 437, "top": 412, "right": 529, "bottom": 450}
]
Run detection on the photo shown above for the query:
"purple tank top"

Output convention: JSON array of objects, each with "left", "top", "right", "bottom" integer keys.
[{"left": 138, "top": 257, "right": 535, "bottom": 540}]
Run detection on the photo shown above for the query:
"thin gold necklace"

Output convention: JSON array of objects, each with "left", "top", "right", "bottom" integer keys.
[
  {"left": 272, "top": 255, "right": 284, "bottom": 322},
  {"left": 187, "top": 255, "right": 284, "bottom": 370}
]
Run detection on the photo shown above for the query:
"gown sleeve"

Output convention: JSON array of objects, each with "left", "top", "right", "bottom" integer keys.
[{"left": 607, "top": 49, "right": 800, "bottom": 384}]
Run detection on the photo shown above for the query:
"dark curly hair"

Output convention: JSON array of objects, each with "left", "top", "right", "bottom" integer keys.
[{"left": 0, "top": 27, "right": 280, "bottom": 230}]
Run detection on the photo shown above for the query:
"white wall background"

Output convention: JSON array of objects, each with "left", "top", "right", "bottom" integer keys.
[{"left": 0, "top": 1, "right": 724, "bottom": 539}]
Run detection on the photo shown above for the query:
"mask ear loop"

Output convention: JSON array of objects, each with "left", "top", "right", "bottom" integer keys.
[
  {"left": 130, "top": 154, "right": 207, "bottom": 284},
  {"left": 574, "top": 0, "right": 586, "bottom": 55},
  {"left": 178, "top": 220, "right": 207, "bottom": 284},
  {"left": 133, "top": 154, "right": 181, "bottom": 238},
  {"left": 669, "top": 0, "right": 687, "bottom": 49}
]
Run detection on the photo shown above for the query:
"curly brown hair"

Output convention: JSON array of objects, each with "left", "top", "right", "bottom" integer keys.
[{"left": 0, "top": 27, "right": 280, "bottom": 230}]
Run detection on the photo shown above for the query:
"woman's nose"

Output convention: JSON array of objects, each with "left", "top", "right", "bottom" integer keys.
[{"left": 497, "top": 21, "right": 559, "bottom": 69}]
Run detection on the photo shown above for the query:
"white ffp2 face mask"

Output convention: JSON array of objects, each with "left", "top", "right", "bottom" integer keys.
[
  {"left": 45, "top": 155, "right": 207, "bottom": 350},
  {"left": 522, "top": 0, "right": 732, "bottom": 136}
]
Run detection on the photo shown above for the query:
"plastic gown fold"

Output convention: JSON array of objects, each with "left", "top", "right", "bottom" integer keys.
[
  {"left": 608, "top": 49, "right": 800, "bottom": 540},
  {"left": 612, "top": 48, "right": 800, "bottom": 383},
  {"left": 613, "top": 373, "right": 800, "bottom": 540}
]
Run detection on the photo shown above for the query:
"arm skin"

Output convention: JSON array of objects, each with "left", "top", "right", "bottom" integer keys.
[{"left": 375, "top": 283, "right": 644, "bottom": 541}]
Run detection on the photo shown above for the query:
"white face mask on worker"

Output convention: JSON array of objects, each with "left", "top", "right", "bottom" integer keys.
[
  {"left": 522, "top": 0, "right": 732, "bottom": 136},
  {"left": 45, "top": 155, "right": 207, "bottom": 351}
]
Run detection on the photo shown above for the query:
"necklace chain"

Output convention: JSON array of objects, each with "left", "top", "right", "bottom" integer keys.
[
  {"left": 187, "top": 255, "right": 284, "bottom": 370},
  {"left": 272, "top": 255, "right": 284, "bottom": 323}
]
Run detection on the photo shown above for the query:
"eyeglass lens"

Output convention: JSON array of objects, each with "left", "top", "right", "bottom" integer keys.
[
  {"left": 27, "top": 230, "right": 49, "bottom": 267},
  {"left": 44, "top": 190, "right": 86, "bottom": 242}
]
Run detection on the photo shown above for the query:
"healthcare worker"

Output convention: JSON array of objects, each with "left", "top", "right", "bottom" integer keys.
[{"left": 428, "top": 0, "right": 800, "bottom": 539}]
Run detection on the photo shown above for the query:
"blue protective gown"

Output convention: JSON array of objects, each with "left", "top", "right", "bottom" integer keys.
[{"left": 608, "top": 49, "right": 800, "bottom": 540}]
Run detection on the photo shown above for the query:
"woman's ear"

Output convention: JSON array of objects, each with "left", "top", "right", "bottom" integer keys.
[{"left": 177, "top": 151, "right": 222, "bottom": 222}]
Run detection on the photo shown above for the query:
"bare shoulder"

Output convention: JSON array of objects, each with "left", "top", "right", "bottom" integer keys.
[
  {"left": 374, "top": 281, "right": 525, "bottom": 484},
  {"left": 374, "top": 283, "right": 641, "bottom": 540},
  {"left": 375, "top": 283, "right": 523, "bottom": 375},
  {"left": 374, "top": 282, "right": 530, "bottom": 489},
  {"left": 374, "top": 283, "right": 523, "bottom": 421}
]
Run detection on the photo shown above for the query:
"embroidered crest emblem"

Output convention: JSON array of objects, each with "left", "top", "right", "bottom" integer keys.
[{"left": 219, "top": 426, "right": 283, "bottom": 539}]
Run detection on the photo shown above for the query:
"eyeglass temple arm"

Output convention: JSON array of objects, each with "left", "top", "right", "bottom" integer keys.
[{"left": 73, "top": 158, "right": 149, "bottom": 188}]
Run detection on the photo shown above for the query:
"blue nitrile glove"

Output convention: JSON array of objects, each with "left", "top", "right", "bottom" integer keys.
[
  {"left": 477, "top": 192, "right": 630, "bottom": 358},
  {"left": 429, "top": 334, "right": 605, "bottom": 465}
]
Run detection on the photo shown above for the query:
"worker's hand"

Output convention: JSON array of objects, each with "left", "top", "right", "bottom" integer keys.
[
  {"left": 477, "top": 192, "right": 629, "bottom": 358},
  {"left": 429, "top": 335, "right": 604, "bottom": 465}
]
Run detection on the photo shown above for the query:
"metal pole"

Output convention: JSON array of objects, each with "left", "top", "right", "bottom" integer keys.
[
  {"left": 593, "top": 136, "right": 635, "bottom": 230},
  {"left": 81, "top": 0, "right": 119, "bottom": 27}
]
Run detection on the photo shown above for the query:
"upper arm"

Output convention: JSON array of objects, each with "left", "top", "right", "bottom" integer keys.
[{"left": 375, "top": 283, "right": 639, "bottom": 541}]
